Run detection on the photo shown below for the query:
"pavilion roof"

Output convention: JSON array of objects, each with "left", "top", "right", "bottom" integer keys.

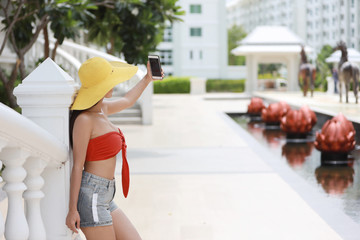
[
  {"left": 326, "top": 48, "right": 360, "bottom": 63},
  {"left": 231, "top": 26, "right": 312, "bottom": 55}
]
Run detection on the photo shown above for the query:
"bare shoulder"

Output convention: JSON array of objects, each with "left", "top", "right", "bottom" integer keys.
[{"left": 73, "top": 111, "right": 94, "bottom": 135}]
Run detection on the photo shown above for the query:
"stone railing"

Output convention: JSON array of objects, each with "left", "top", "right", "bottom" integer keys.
[
  {"left": 5, "top": 58, "right": 75, "bottom": 240},
  {"left": 26, "top": 38, "right": 152, "bottom": 124},
  {"left": 0, "top": 102, "right": 68, "bottom": 240}
]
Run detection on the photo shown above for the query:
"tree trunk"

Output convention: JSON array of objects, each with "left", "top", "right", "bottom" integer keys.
[
  {"left": 51, "top": 40, "right": 59, "bottom": 60},
  {"left": 43, "top": 25, "right": 50, "bottom": 59},
  {"left": 4, "top": 80, "right": 18, "bottom": 109},
  {"left": 18, "top": 56, "right": 26, "bottom": 80},
  {"left": 0, "top": 61, "right": 20, "bottom": 109}
]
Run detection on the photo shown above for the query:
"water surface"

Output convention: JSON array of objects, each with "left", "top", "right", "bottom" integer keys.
[{"left": 230, "top": 114, "right": 360, "bottom": 224}]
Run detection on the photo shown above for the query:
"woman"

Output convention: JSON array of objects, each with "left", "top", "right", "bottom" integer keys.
[{"left": 66, "top": 57, "right": 162, "bottom": 240}]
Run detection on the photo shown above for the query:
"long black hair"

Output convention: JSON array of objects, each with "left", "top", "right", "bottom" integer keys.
[
  {"left": 69, "top": 110, "right": 85, "bottom": 148},
  {"left": 69, "top": 100, "right": 101, "bottom": 148}
]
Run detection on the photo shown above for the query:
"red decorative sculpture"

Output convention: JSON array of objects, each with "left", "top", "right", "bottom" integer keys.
[
  {"left": 300, "top": 105, "right": 317, "bottom": 127},
  {"left": 280, "top": 105, "right": 317, "bottom": 137},
  {"left": 314, "top": 113, "right": 356, "bottom": 153},
  {"left": 261, "top": 101, "right": 290, "bottom": 125},
  {"left": 247, "top": 97, "right": 265, "bottom": 115}
]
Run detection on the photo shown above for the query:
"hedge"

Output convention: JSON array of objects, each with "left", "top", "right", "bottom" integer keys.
[
  {"left": 206, "top": 79, "right": 245, "bottom": 93},
  {"left": 153, "top": 77, "right": 246, "bottom": 94},
  {"left": 153, "top": 76, "right": 191, "bottom": 94}
]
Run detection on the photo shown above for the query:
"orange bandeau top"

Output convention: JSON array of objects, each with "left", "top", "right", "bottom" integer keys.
[{"left": 85, "top": 129, "right": 130, "bottom": 198}]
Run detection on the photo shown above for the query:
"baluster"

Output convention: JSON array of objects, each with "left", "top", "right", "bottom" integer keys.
[
  {"left": 0, "top": 139, "right": 8, "bottom": 239},
  {"left": 23, "top": 156, "right": 47, "bottom": 240},
  {"left": 0, "top": 147, "right": 29, "bottom": 240}
]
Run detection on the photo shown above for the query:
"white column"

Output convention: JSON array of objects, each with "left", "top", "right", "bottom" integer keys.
[
  {"left": 23, "top": 156, "right": 47, "bottom": 240},
  {"left": 287, "top": 55, "right": 300, "bottom": 92},
  {"left": 139, "top": 81, "right": 153, "bottom": 125},
  {"left": 14, "top": 58, "right": 76, "bottom": 240},
  {"left": 0, "top": 147, "right": 29, "bottom": 240},
  {"left": 245, "top": 54, "right": 258, "bottom": 95}
]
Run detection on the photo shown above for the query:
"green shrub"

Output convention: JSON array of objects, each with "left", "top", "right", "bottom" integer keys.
[
  {"left": 258, "top": 73, "right": 277, "bottom": 79},
  {"left": 153, "top": 76, "right": 190, "bottom": 94},
  {"left": 206, "top": 79, "right": 245, "bottom": 93}
]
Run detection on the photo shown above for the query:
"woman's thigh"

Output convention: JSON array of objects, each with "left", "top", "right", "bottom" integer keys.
[
  {"left": 81, "top": 225, "right": 116, "bottom": 240},
  {"left": 111, "top": 208, "right": 142, "bottom": 240}
]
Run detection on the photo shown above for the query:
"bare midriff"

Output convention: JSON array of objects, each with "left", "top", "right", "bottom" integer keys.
[{"left": 84, "top": 156, "right": 117, "bottom": 180}]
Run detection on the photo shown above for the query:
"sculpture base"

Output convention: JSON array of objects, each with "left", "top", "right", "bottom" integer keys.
[
  {"left": 286, "top": 132, "right": 308, "bottom": 139},
  {"left": 265, "top": 122, "right": 280, "bottom": 126},
  {"left": 247, "top": 113, "right": 261, "bottom": 117},
  {"left": 320, "top": 151, "right": 349, "bottom": 165},
  {"left": 248, "top": 113, "right": 262, "bottom": 122}
]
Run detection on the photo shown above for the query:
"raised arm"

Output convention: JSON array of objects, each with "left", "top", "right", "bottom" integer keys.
[
  {"left": 66, "top": 113, "right": 93, "bottom": 233},
  {"left": 105, "top": 61, "right": 163, "bottom": 115}
]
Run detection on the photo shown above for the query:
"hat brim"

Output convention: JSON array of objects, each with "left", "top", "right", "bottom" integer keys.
[{"left": 71, "top": 61, "right": 138, "bottom": 110}]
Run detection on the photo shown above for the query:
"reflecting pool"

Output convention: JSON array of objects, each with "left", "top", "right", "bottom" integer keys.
[{"left": 230, "top": 113, "right": 360, "bottom": 224}]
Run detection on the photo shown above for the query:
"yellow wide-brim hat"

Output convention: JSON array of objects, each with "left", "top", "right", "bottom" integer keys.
[{"left": 71, "top": 57, "right": 138, "bottom": 110}]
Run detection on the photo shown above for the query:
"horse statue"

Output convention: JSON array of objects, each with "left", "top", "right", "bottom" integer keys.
[
  {"left": 334, "top": 41, "right": 359, "bottom": 103},
  {"left": 299, "top": 45, "right": 316, "bottom": 97}
]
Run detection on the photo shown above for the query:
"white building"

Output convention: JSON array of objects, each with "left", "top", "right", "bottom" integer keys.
[
  {"left": 157, "top": 0, "right": 229, "bottom": 79},
  {"left": 227, "top": 0, "right": 360, "bottom": 57},
  {"left": 227, "top": 0, "right": 306, "bottom": 41},
  {"left": 306, "top": 0, "right": 360, "bottom": 54}
]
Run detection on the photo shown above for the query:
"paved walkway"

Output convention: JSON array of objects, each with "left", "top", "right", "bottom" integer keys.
[{"left": 108, "top": 93, "right": 360, "bottom": 240}]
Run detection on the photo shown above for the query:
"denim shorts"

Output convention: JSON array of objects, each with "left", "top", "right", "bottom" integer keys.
[{"left": 77, "top": 171, "right": 118, "bottom": 228}]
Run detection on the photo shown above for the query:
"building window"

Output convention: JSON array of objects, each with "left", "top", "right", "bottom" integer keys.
[
  {"left": 159, "top": 50, "right": 173, "bottom": 66},
  {"left": 199, "top": 50, "right": 202, "bottom": 60},
  {"left": 190, "top": 50, "right": 193, "bottom": 59},
  {"left": 190, "top": 4, "right": 201, "bottom": 14},
  {"left": 163, "top": 26, "right": 173, "bottom": 42},
  {"left": 352, "top": 28, "right": 355, "bottom": 37},
  {"left": 352, "top": 14, "right": 355, "bottom": 23},
  {"left": 190, "top": 27, "right": 202, "bottom": 37}
]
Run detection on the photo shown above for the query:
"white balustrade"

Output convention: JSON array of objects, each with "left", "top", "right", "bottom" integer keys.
[
  {"left": 0, "top": 147, "right": 30, "bottom": 240},
  {"left": 23, "top": 156, "right": 47, "bottom": 240},
  {"left": 0, "top": 58, "right": 74, "bottom": 239},
  {"left": 0, "top": 100, "right": 69, "bottom": 239}
]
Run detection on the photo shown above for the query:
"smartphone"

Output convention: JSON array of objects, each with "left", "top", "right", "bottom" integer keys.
[{"left": 148, "top": 55, "right": 163, "bottom": 80}]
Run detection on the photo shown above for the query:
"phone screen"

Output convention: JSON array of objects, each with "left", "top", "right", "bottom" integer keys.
[{"left": 149, "top": 57, "right": 162, "bottom": 77}]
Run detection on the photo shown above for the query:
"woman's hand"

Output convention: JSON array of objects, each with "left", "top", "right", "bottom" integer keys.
[
  {"left": 146, "top": 61, "right": 164, "bottom": 81},
  {"left": 66, "top": 209, "right": 80, "bottom": 233}
]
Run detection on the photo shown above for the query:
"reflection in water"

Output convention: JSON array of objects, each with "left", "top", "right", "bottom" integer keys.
[
  {"left": 230, "top": 113, "right": 360, "bottom": 223},
  {"left": 247, "top": 122, "right": 264, "bottom": 140},
  {"left": 315, "top": 165, "right": 354, "bottom": 195},
  {"left": 262, "top": 128, "right": 286, "bottom": 148},
  {"left": 282, "top": 142, "right": 314, "bottom": 168}
]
